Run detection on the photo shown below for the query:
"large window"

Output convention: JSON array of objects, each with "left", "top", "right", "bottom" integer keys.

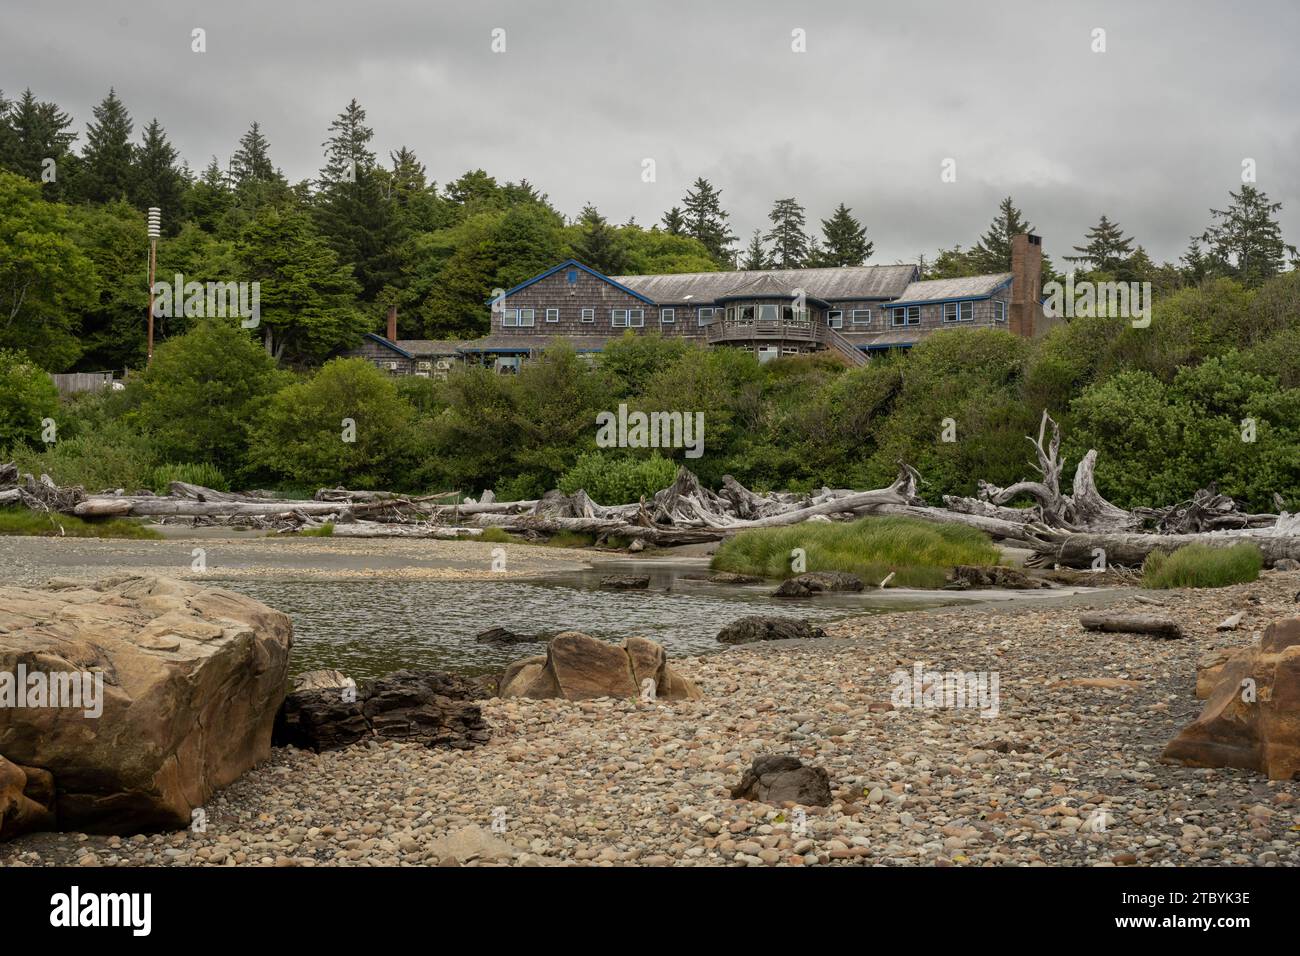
[
  {"left": 758, "top": 304, "right": 779, "bottom": 322},
  {"left": 827, "top": 310, "right": 844, "bottom": 328},
  {"left": 850, "top": 309, "right": 872, "bottom": 325},
  {"left": 698, "top": 307, "right": 717, "bottom": 326},
  {"left": 612, "top": 308, "right": 645, "bottom": 328},
  {"left": 891, "top": 306, "right": 920, "bottom": 327},
  {"left": 501, "top": 308, "right": 535, "bottom": 327},
  {"left": 660, "top": 308, "right": 675, "bottom": 324},
  {"left": 943, "top": 301, "right": 974, "bottom": 323}
]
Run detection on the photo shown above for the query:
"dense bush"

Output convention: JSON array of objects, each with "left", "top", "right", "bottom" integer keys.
[
  {"left": 557, "top": 452, "right": 678, "bottom": 504},
  {"left": 11, "top": 417, "right": 160, "bottom": 491},
  {"left": 0, "top": 349, "right": 59, "bottom": 453},
  {"left": 248, "top": 357, "right": 422, "bottom": 489},
  {"left": 1142, "top": 542, "right": 1262, "bottom": 589}
]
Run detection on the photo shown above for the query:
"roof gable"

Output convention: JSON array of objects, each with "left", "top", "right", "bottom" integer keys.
[{"left": 494, "top": 258, "right": 657, "bottom": 305}]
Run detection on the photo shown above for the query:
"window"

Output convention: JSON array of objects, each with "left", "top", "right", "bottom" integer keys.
[
  {"left": 698, "top": 307, "right": 716, "bottom": 326},
  {"left": 943, "top": 302, "right": 974, "bottom": 323},
  {"left": 827, "top": 310, "right": 844, "bottom": 328},
  {"left": 567, "top": 270, "right": 578, "bottom": 284},
  {"left": 758, "top": 304, "right": 779, "bottom": 322},
  {"left": 850, "top": 309, "right": 872, "bottom": 325},
  {"left": 660, "top": 308, "right": 675, "bottom": 324},
  {"left": 545, "top": 308, "right": 559, "bottom": 323},
  {"left": 993, "top": 300, "right": 1006, "bottom": 322},
  {"left": 501, "top": 308, "right": 535, "bottom": 327},
  {"left": 581, "top": 308, "right": 594, "bottom": 323},
  {"left": 611, "top": 308, "right": 645, "bottom": 328},
  {"left": 891, "top": 306, "right": 920, "bottom": 327}
]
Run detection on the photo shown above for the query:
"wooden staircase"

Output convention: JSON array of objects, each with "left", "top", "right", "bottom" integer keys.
[{"left": 819, "top": 323, "right": 869, "bottom": 367}]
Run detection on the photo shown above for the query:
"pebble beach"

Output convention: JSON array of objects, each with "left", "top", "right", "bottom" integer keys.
[{"left": 4, "top": 569, "right": 1298, "bottom": 868}]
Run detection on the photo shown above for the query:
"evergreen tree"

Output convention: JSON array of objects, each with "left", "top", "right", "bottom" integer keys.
[
  {"left": 968, "top": 196, "right": 1035, "bottom": 273},
  {"left": 1200, "top": 185, "right": 1295, "bottom": 287},
  {"left": 764, "top": 197, "right": 808, "bottom": 268},
  {"left": 78, "top": 88, "right": 134, "bottom": 203},
  {"left": 314, "top": 99, "right": 392, "bottom": 300},
  {"left": 4, "top": 89, "right": 77, "bottom": 199},
  {"left": 740, "top": 230, "right": 770, "bottom": 270},
  {"left": 570, "top": 204, "right": 630, "bottom": 275},
  {"left": 1065, "top": 214, "right": 1134, "bottom": 273},
  {"left": 661, "top": 206, "right": 685, "bottom": 235},
  {"left": 680, "top": 178, "right": 736, "bottom": 264},
  {"left": 0, "top": 90, "right": 17, "bottom": 170},
  {"left": 817, "top": 202, "right": 872, "bottom": 266},
  {"left": 130, "top": 119, "right": 186, "bottom": 226},
  {"left": 229, "top": 121, "right": 278, "bottom": 187},
  {"left": 184, "top": 157, "right": 233, "bottom": 233}
]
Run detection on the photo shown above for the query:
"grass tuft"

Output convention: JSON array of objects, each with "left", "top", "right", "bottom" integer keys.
[
  {"left": 711, "top": 515, "right": 1001, "bottom": 589},
  {"left": 1141, "top": 542, "right": 1262, "bottom": 589},
  {"left": 0, "top": 507, "right": 161, "bottom": 539}
]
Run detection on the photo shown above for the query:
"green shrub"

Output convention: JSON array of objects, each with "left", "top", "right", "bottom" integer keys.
[
  {"left": 711, "top": 515, "right": 1001, "bottom": 589},
  {"left": 558, "top": 452, "right": 677, "bottom": 505},
  {"left": 0, "top": 507, "right": 160, "bottom": 539},
  {"left": 10, "top": 418, "right": 160, "bottom": 491},
  {"left": 1142, "top": 542, "right": 1262, "bottom": 589},
  {"left": 299, "top": 523, "right": 335, "bottom": 537},
  {"left": 150, "top": 462, "right": 230, "bottom": 495},
  {"left": 0, "top": 349, "right": 60, "bottom": 454},
  {"left": 476, "top": 526, "right": 513, "bottom": 543}
]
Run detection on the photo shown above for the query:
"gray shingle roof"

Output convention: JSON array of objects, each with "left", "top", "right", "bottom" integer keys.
[
  {"left": 394, "top": 339, "right": 470, "bottom": 356},
  {"left": 612, "top": 264, "right": 918, "bottom": 304},
  {"left": 457, "top": 335, "right": 611, "bottom": 353},
  {"left": 891, "top": 273, "right": 1012, "bottom": 304}
]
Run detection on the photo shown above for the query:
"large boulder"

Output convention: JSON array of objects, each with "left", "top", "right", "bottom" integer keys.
[
  {"left": 1162, "top": 616, "right": 1300, "bottom": 779},
  {"left": 273, "top": 670, "right": 489, "bottom": 753},
  {"left": 498, "top": 632, "right": 701, "bottom": 701},
  {"left": 0, "top": 575, "right": 292, "bottom": 834},
  {"left": 0, "top": 755, "right": 56, "bottom": 840},
  {"left": 730, "top": 755, "right": 832, "bottom": 806},
  {"left": 773, "top": 571, "right": 864, "bottom": 598},
  {"left": 716, "top": 616, "right": 828, "bottom": 645}
]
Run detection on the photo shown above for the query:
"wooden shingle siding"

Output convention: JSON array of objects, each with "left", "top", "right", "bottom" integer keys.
[
  {"left": 351, "top": 337, "right": 417, "bottom": 374},
  {"left": 498, "top": 269, "right": 708, "bottom": 341}
]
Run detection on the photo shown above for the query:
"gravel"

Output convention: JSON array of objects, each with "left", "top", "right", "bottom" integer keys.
[{"left": 4, "top": 571, "right": 1299, "bottom": 867}]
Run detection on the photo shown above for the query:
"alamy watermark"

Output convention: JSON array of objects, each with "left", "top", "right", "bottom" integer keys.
[
  {"left": 595, "top": 403, "right": 704, "bottom": 459},
  {"left": 1043, "top": 272, "right": 1151, "bottom": 327},
  {"left": 890, "top": 662, "right": 1000, "bottom": 718},
  {"left": 1, "top": 665, "right": 104, "bottom": 718},
  {"left": 151, "top": 272, "right": 260, "bottom": 328}
]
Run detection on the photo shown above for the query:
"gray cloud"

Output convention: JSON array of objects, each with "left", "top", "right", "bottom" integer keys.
[{"left": 4, "top": 0, "right": 1297, "bottom": 265}]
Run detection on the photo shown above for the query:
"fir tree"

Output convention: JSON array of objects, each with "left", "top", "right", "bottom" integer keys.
[
  {"left": 740, "top": 230, "right": 770, "bottom": 270},
  {"left": 661, "top": 206, "right": 685, "bottom": 235},
  {"left": 1065, "top": 214, "right": 1134, "bottom": 273},
  {"left": 570, "top": 204, "right": 630, "bottom": 275},
  {"left": 130, "top": 119, "right": 186, "bottom": 225},
  {"left": 78, "top": 88, "right": 134, "bottom": 203},
  {"left": 680, "top": 178, "right": 736, "bottom": 264},
  {"left": 1200, "top": 185, "right": 1295, "bottom": 287},
  {"left": 764, "top": 197, "right": 808, "bottom": 268},
  {"left": 817, "top": 202, "right": 873, "bottom": 266}
]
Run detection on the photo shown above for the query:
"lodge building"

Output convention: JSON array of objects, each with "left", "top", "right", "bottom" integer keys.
[{"left": 352, "top": 233, "right": 1053, "bottom": 374}]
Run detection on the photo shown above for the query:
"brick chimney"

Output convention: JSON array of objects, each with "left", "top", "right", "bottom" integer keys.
[
  {"left": 386, "top": 304, "right": 398, "bottom": 342},
  {"left": 1009, "top": 233, "right": 1042, "bottom": 337}
]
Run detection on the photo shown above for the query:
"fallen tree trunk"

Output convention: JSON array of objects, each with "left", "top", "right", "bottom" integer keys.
[
  {"left": 1024, "top": 514, "right": 1300, "bottom": 568},
  {"left": 1080, "top": 612, "right": 1184, "bottom": 639}
]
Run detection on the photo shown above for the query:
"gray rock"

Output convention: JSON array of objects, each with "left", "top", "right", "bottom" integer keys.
[
  {"left": 599, "top": 574, "right": 650, "bottom": 590},
  {"left": 716, "top": 616, "right": 828, "bottom": 645},
  {"left": 773, "top": 571, "right": 864, "bottom": 598},
  {"left": 730, "top": 755, "right": 833, "bottom": 807},
  {"left": 474, "top": 626, "right": 554, "bottom": 646}
]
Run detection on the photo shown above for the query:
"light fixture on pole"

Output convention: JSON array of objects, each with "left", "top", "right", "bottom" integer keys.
[{"left": 146, "top": 207, "right": 161, "bottom": 365}]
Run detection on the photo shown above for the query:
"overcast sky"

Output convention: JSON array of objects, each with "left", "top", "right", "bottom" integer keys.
[{"left": 5, "top": 0, "right": 1298, "bottom": 266}]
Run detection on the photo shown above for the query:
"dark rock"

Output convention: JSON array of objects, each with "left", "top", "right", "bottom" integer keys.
[
  {"left": 1272, "top": 558, "right": 1300, "bottom": 571},
  {"left": 274, "top": 670, "right": 490, "bottom": 753},
  {"left": 773, "top": 571, "right": 864, "bottom": 598},
  {"left": 730, "top": 754, "right": 832, "bottom": 807},
  {"left": 716, "top": 616, "right": 828, "bottom": 645},
  {"left": 599, "top": 574, "right": 650, "bottom": 590},
  {"left": 474, "top": 626, "right": 554, "bottom": 645},
  {"left": 363, "top": 670, "right": 491, "bottom": 750},
  {"left": 948, "top": 565, "right": 1048, "bottom": 589},
  {"left": 709, "top": 571, "right": 764, "bottom": 585}
]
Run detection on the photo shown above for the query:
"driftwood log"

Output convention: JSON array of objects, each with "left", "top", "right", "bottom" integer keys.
[{"left": 1080, "top": 612, "right": 1185, "bottom": 640}]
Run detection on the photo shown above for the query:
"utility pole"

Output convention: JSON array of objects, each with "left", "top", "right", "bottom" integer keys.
[{"left": 146, "top": 207, "right": 161, "bottom": 364}]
